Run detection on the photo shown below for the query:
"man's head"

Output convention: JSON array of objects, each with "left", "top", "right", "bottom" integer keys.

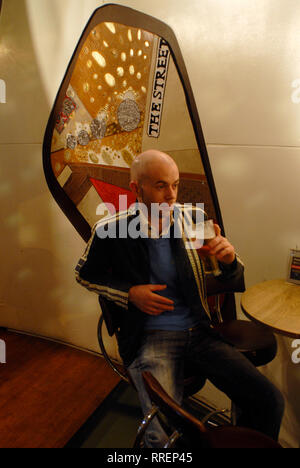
[{"left": 130, "top": 150, "right": 180, "bottom": 214}]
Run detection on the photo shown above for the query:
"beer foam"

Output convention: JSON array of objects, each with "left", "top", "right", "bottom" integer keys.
[{"left": 204, "top": 220, "right": 215, "bottom": 240}]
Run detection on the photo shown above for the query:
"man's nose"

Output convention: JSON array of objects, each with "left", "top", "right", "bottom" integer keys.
[{"left": 166, "top": 186, "right": 177, "bottom": 200}]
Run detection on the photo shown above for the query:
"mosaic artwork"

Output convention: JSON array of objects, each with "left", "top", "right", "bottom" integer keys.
[
  {"left": 49, "top": 21, "right": 154, "bottom": 228},
  {"left": 51, "top": 22, "right": 154, "bottom": 175}
]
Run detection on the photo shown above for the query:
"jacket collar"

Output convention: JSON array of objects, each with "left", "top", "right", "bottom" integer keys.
[{"left": 128, "top": 201, "right": 176, "bottom": 239}]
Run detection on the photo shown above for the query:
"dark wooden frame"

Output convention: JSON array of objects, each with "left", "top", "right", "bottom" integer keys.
[{"left": 43, "top": 3, "right": 224, "bottom": 243}]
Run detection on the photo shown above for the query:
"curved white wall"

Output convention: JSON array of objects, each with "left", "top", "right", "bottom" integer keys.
[{"left": 0, "top": 0, "right": 299, "bottom": 447}]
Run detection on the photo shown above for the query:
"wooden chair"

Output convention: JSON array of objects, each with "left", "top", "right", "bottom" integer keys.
[
  {"left": 206, "top": 281, "right": 277, "bottom": 368},
  {"left": 134, "top": 371, "right": 282, "bottom": 449},
  {"left": 200, "top": 292, "right": 277, "bottom": 425},
  {"left": 214, "top": 318, "right": 277, "bottom": 367}
]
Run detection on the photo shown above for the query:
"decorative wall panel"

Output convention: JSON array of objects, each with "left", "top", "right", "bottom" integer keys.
[
  {"left": 43, "top": 4, "right": 223, "bottom": 241},
  {"left": 43, "top": 4, "right": 234, "bottom": 318}
]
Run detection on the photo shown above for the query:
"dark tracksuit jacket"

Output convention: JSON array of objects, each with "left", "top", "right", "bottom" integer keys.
[{"left": 75, "top": 204, "right": 245, "bottom": 367}]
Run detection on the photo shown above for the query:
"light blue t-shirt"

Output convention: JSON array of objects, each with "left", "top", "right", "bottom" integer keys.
[{"left": 144, "top": 236, "right": 203, "bottom": 331}]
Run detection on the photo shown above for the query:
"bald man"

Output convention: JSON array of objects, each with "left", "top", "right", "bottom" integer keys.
[{"left": 76, "top": 150, "right": 284, "bottom": 448}]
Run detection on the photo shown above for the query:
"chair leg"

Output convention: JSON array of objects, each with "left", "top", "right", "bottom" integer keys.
[
  {"left": 98, "top": 314, "right": 129, "bottom": 381},
  {"left": 201, "top": 408, "right": 230, "bottom": 425},
  {"left": 133, "top": 405, "right": 159, "bottom": 448},
  {"left": 164, "top": 430, "right": 182, "bottom": 448},
  {"left": 231, "top": 401, "right": 237, "bottom": 425}
]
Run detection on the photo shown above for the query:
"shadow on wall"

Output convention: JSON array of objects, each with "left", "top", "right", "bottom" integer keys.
[
  {"left": 0, "top": 0, "right": 51, "bottom": 142},
  {"left": 0, "top": 0, "right": 66, "bottom": 336}
]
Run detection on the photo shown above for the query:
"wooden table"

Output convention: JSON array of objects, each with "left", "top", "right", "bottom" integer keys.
[{"left": 241, "top": 279, "right": 300, "bottom": 338}]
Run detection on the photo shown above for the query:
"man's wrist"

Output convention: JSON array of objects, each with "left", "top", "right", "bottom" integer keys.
[{"left": 219, "top": 255, "right": 237, "bottom": 271}]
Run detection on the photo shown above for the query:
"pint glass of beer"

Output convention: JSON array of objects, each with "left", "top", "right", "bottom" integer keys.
[{"left": 197, "top": 220, "right": 221, "bottom": 276}]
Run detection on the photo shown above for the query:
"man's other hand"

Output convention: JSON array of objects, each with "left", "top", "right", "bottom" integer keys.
[{"left": 129, "top": 284, "right": 174, "bottom": 315}]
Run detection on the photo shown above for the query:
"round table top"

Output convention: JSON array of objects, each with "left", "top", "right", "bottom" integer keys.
[{"left": 241, "top": 279, "right": 300, "bottom": 338}]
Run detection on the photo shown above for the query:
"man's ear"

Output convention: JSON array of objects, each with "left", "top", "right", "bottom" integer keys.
[{"left": 130, "top": 180, "right": 139, "bottom": 198}]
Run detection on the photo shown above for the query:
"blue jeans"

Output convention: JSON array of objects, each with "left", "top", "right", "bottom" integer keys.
[{"left": 128, "top": 326, "right": 284, "bottom": 448}]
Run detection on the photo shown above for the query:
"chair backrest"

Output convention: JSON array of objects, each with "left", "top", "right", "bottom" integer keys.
[
  {"left": 142, "top": 371, "right": 282, "bottom": 449},
  {"left": 98, "top": 295, "right": 118, "bottom": 337}
]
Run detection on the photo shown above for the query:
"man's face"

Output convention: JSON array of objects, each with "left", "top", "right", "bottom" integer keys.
[{"left": 137, "top": 161, "right": 180, "bottom": 215}]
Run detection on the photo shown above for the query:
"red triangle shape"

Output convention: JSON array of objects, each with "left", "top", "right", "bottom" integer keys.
[{"left": 90, "top": 178, "right": 136, "bottom": 214}]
